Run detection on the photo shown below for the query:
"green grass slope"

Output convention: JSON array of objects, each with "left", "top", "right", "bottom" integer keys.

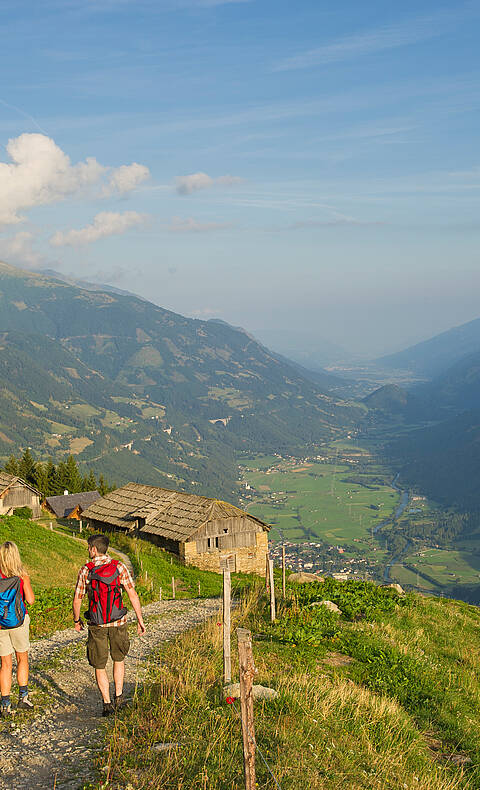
[
  {"left": 0, "top": 515, "right": 230, "bottom": 638},
  {"left": 95, "top": 579, "right": 480, "bottom": 789}
]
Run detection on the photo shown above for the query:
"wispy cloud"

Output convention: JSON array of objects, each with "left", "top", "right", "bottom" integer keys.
[
  {"left": 174, "top": 172, "right": 243, "bottom": 195},
  {"left": 167, "top": 216, "right": 233, "bottom": 232},
  {"left": 50, "top": 211, "right": 148, "bottom": 247},
  {"left": 0, "top": 231, "right": 45, "bottom": 269},
  {"left": 272, "top": 6, "right": 479, "bottom": 72}
]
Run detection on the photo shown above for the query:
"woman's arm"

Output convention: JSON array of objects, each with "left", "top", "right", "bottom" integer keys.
[{"left": 22, "top": 574, "right": 35, "bottom": 605}]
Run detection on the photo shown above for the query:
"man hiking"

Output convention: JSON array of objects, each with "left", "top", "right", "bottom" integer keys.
[{"left": 73, "top": 534, "right": 146, "bottom": 716}]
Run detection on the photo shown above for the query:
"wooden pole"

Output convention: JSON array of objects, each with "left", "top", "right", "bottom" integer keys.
[
  {"left": 49, "top": 522, "right": 53, "bottom": 531},
  {"left": 79, "top": 520, "right": 83, "bottom": 534},
  {"left": 237, "top": 628, "right": 256, "bottom": 790},
  {"left": 159, "top": 587, "right": 162, "bottom": 601},
  {"left": 198, "top": 580, "right": 201, "bottom": 596},
  {"left": 268, "top": 558, "right": 276, "bottom": 622},
  {"left": 282, "top": 545, "right": 286, "bottom": 599},
  {"left": 171, "top": 576, "right": 175, "bottom": 599},
  {"left": 265, "top": 552, "right": 270, "bottom": 593},
  {"left": 223, "top": 569, "right": 231, "bottom": 685}
]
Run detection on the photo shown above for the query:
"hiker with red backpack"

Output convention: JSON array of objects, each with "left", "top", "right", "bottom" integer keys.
[
  {"left": 0, "top": 541, "right": 35, "bottom": 717},
  {"left": 73, "top": 534, "right": 146, "bottom": 716}
]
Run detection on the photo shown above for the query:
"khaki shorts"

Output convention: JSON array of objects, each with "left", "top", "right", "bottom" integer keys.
[
  {"left": 87, "top": 624, "right": 130, "bottom": 669},
  {"left": 0, "top": 613, "right": 30, "bottom": 657}
]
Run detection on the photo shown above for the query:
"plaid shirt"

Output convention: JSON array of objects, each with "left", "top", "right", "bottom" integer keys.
[{"left": 74, "top": 554, "right": 134, "bottom": 628}]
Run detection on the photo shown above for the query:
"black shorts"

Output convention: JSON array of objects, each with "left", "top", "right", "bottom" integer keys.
[{"left": 87, "top": 624, "right": 130, "bottom": 669}]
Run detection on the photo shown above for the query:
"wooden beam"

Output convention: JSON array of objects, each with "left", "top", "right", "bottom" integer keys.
[
  {"left": 268, "top": 558, "right": 276, "bottom": 622},
  {"left": 237, "top": 628, "right": 256, "bottom": 790},
  {"left": 223, "top": 569, "right": 231, "bottom": 685}
]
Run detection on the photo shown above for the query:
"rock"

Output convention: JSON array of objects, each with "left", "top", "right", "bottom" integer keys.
[
  {"left": 288, "top": 572, "right": 324, "bottom": 584},
  {"left": 224, "top": 683, "right": 279, "bottom": 701},
  {"left": 311, "top": 600, "right": 342, "bottom": 614},
  {"left": 383, "top": 583, "right": 405, "bottom": 594},
  {"left": 152, "top": 742, "right": 181, "bottom": 752}
]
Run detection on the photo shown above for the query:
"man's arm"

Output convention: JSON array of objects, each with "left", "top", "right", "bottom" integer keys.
[
  {"left": 73, "top": 595, "right": 84, "bottom": 632},
  {"left": 125, "top": 585, "right": 146, "bottom": 635}
]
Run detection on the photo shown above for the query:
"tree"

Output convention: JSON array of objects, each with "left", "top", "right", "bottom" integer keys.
[
  {"left": 18, "top": 448, "right": 36, "bottom": 485},
  {"left": 34, "top": 463, "right": 49, "bottom": 497},
  {"left": 82, "top": 469, "right": 97, "bottom": 492},
  {"left": 4, "top": 455, "right": 18, "bottom": 476}
]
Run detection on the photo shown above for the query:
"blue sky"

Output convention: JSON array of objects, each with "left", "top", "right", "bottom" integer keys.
[{"left": 1, "top": 0, "right": 479, "bottom": 356}]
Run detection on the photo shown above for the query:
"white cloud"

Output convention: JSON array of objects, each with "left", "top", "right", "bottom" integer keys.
[
  {"left": 0, "top": 133, "right": 151, "bottom": 227},
  {"left": 0, "top": 231, "right": 44, "bottom": 268},
  {"left": 167, "top": 216, "right": 232, "bottom": 232},
  {"left": 104, "top": 162, "right": 150, "bottom": 195},
  {"left": 174, "top": 171, "right": 243, "bottom": 195},
  {"left": 50, "top": 211, "right": 148, "bottom": 247}
]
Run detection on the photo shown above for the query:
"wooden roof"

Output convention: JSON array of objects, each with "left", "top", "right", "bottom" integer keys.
[
  {"left": 0, "top": 471, "right": 41, "bottom": 498},
  {"left": 81, "top": 482, "right": 269, "bottom": 542},
  {"left": 45, "top": 491, "right": 101, "bottom": 518}
]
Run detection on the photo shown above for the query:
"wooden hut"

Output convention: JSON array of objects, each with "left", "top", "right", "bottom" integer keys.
[
  {"left": 0, "top": 472, "right": 42, "bottom": 518},
  {"left": 81, "top": 483, "right": 269, "bottom": 574},
  {"left": 44, "top": 491, "right": 101, "bottom": 520}
]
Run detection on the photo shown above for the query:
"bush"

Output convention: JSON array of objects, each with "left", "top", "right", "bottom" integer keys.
[{"left": 13, "top": 506, "right": 33, "bottom": 520}]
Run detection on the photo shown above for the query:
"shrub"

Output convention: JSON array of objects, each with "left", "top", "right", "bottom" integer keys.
[{"left": 13, "top": 506, "right": 33, "bottom": 520}]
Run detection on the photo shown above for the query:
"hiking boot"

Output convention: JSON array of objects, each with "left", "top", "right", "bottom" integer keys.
[
  {"left": 17, "top": 695, "right": 34, "bottom": 711},
  {"left": 114, "top": 693, "right": 126, "bottom": 711},
  {"left": 0, "top": 704, "right": 13, "bottom": 718},
  {"left": 102, "top": 701, "right": 115, "bottom": 717}
]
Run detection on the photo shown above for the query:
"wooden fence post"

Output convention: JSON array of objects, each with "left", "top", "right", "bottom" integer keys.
[
  {"left": 282, "top": 545, "right": 286, "bottom": 599},
  {"left": 223, "top": 569, "right": 231, "bottom": 685},
  {"left": 79, "top": 520, "right": 83, "bottom": 534},
  {"left": 265, "top": 552, "right": 270, "bottom": 593},
  {"left": 198, "top": 580, "right": 201, "bottom": 596},
  {"left": 237, "top": 628, "right": 256, "bottom": 790},
  {"left": 171, "top": 576, "right": 175, "bottom": 599},
  {"left": 49, "top": 522, "right": 53, "bottom": 531},
  {"left": 159, "top": 587, "right": 162, "bottom": 601},
  {"left": 268, "top": 558, "right": 276, "bottom": 622}
]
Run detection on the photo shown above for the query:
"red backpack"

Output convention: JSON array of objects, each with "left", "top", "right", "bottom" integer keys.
[{"left": 86, "top": 560, "right": 128, "bottom": 626}]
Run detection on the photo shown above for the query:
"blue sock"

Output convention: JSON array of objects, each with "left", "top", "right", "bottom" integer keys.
[
  {"left": 19, "top": 685, "right": 28, "bottom": 699},
  {"left": 1, "top": 695, "right": 10, "bottom": 709}
]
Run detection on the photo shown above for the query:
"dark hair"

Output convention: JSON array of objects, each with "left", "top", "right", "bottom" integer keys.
[{"left": 88, "top": 534, "right": 109, "bottom": 554}]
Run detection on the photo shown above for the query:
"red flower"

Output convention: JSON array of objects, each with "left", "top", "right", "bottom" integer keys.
[
  {"left": 226, "top": 696, "right": 236, "bottom": 705},
  {"left": 217, "top": 622, "right": 222, "bottom": 627}
]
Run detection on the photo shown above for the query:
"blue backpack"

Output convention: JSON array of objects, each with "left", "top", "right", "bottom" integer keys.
[{"left": 0, "top": 574, "right": 26, "bottom": 629}]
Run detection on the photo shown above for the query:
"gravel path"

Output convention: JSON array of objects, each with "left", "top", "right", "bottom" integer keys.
[{"left": 0, "top": 597, "right": 222, "bottom": 790}]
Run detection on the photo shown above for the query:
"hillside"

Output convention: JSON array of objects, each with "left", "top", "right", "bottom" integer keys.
[
  {"left": 416, "top": 350, "right": 480, "bottom": 413},
  {"left": 363, "top": 383, "right": 433, "bottom": 422},
  {"left": 97, "top": 579, "right": 480, "bottom": 789},
  {"left": 378, "top": 316, "right": 480, "bottom": 378},
  {"left": 0, "top": 262, "right": 361, "bottom": 501}
]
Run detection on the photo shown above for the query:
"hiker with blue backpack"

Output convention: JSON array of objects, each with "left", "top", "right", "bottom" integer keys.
[
  {"left": 0, "top": 541, "right": 35, "bottom": 717},
  {"left": 73, "top": 533, "right": 146, "bottom": 716}
]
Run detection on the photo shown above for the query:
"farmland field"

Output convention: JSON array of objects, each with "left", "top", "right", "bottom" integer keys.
[{"left": 240, "top": 443, "right": 400, "bottom": 553}]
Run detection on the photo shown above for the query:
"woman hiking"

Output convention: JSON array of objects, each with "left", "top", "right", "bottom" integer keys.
[{"left": 0, "top": 541, "right": 35, "bottom": 717}]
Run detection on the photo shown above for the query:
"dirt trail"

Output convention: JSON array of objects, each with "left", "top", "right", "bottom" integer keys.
[{"left": 0, "top": 598, "right": 221, "bottom": 790}]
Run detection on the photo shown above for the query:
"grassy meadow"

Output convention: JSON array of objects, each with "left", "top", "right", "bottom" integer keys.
[
  {"left": 241, "top": 446, "right": 399, "bottom": 553},
  {"left": 93, "top": 580, "right": 479, "bottom": 789}
]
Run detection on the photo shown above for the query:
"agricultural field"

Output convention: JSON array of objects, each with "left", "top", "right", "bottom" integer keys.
[
  {"left": 240, "top": 443, "right": 400, "bottom": 553},
  {"left": 394, "top": 547, "right": 480, "bottom": 590}
]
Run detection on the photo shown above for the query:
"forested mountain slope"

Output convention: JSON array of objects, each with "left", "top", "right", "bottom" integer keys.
[{"left": 0, "top": 262, "right": 360, "bottom": 501}]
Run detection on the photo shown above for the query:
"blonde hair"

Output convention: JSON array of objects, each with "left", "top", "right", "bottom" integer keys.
[{"left": 0, "top": 541, "right": 25, "bottom": 578}]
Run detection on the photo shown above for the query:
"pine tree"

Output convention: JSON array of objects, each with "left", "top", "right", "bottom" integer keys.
[
  {"left": 46, "top": 459, "right": 59, "bottom": 496},
  {"left": 34, "top": 463, "right": 49, "bottom": 497},
  {"left": 82, "top": 469, "right": 97, "bottom": 492},
  {"left": 65, "top": 455, "right": 83, "bottom": 493},
  {"left": 4, "top": 455, "right": 18, "bottom": 476},
  {"left": 18, "top": 448, "right": 36, "bottom": 485}
]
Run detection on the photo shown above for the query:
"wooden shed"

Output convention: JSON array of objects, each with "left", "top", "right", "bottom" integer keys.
[
  {"left": 81, "top": 483, "right": 270, "bottom": 575},
  {"left": 0, "top": 472, "right": 42, "bottom": 519},
  {"left": 44, "top": 491, "right": 101, "bottom": 520}
]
